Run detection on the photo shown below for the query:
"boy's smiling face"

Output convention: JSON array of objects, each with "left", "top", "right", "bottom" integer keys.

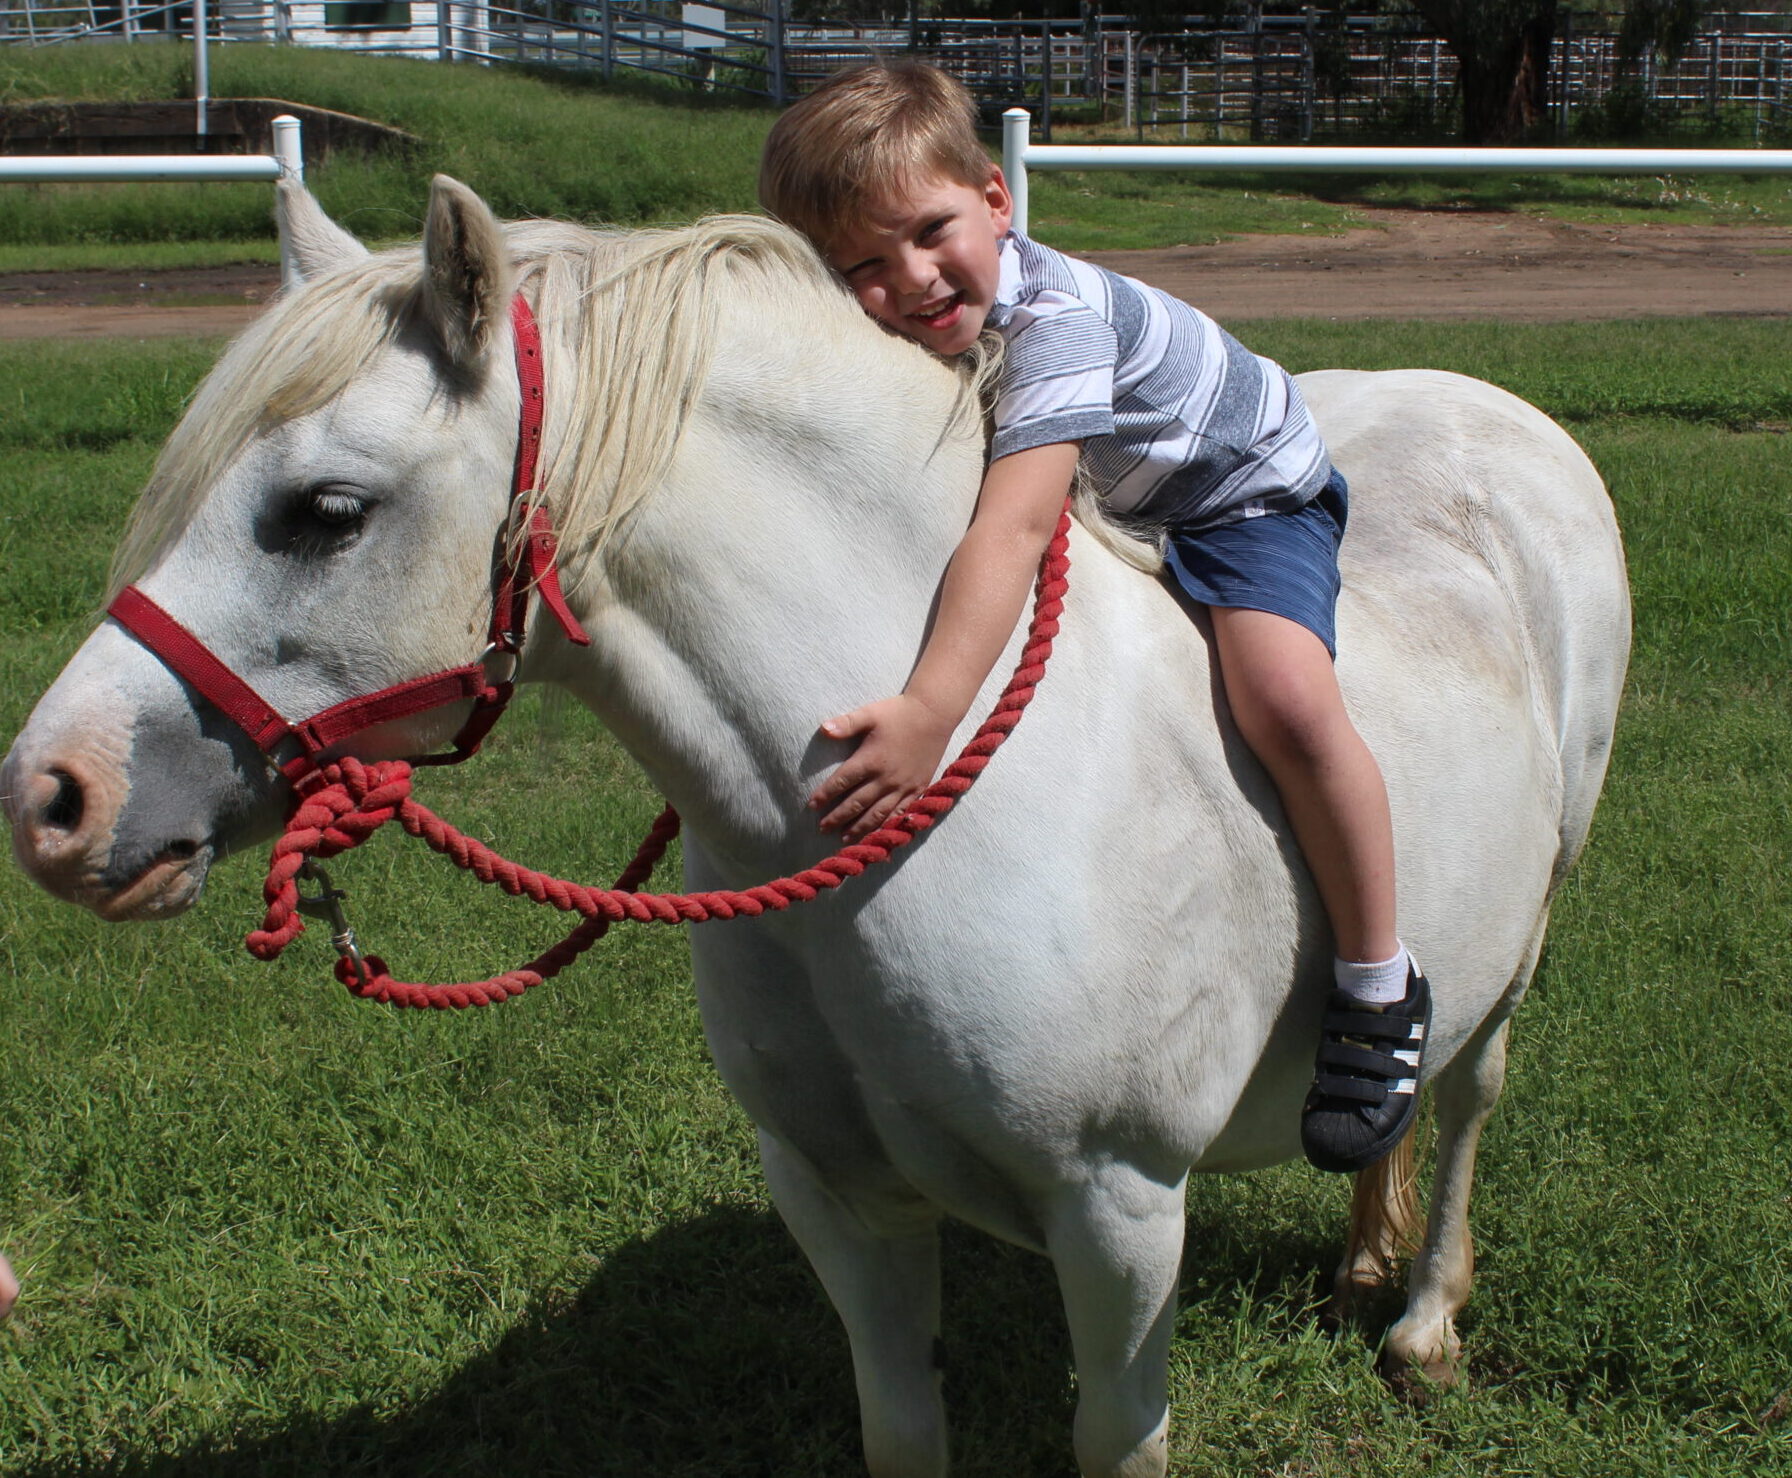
[{"left": 826, "top": 168, "right": 1013, "bottom": 356}]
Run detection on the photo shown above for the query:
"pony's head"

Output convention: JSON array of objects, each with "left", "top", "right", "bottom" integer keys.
[{"left": 4, "top": 176, "right": 821, "bottom": 920}]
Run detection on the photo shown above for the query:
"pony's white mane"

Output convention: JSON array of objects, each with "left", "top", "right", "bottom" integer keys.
[{"left": 108, "top": 212, "right": 1155, "bottom": 596}]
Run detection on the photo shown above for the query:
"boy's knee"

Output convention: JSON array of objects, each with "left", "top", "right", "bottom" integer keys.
[
  {"left": 1234, "top": 709, "right": 1322, "bottom": 770},
  {"left": 1228, "top": 682, "right": 1349, "bottom": 768}
]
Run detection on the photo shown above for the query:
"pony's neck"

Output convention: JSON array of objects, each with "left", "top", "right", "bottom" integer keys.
[{"left": 551, "top": 288, "right": 987, "bottom": 869}]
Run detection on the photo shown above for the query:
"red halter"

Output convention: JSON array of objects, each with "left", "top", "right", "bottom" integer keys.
[{"left": 106, "top": 297, "right": 589, "bottom": 783}]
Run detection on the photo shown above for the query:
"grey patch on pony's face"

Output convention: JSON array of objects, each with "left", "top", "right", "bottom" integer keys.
[
  {"left": 100, "top": 693, "right": 285, "bottom": 892},
  {"left": 274, "top": 178, "right": 369, "bottom": 286},
  {"left": 420, "top": 174, "right": 513, "bottom": 370}
]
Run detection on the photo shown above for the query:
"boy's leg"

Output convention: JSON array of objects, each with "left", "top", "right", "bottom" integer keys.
[
  {"left": 1208, "top": 606, "right": 1428, "bottom": 1172},
  {"left": 1208, "top": 606, "right": 1394, "bottom": 962}
]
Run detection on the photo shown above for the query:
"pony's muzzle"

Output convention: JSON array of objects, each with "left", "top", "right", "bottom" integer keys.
[{"left": 2, "top": 744, "right": 208, "bottom": 921}]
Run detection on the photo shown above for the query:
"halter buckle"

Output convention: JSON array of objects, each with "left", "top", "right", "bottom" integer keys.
[
  {"left": 479, "top": 641, "right": 521, "bottom": 686},
  {"left": 296, "top": 859, "right": 372, "bottom": 986}
]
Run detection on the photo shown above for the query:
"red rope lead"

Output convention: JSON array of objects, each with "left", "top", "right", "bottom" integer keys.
[{"left": 246, "top": 505, "right": 1071, "bottom": 1008}]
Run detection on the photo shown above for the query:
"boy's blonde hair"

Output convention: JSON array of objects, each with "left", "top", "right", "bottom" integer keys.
[{"left": 758, "top": 60, "right": 994, "bottom": 253}]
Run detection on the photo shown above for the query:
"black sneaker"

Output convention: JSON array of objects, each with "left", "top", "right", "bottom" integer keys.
[{"left": 1301, "top": 965, "right": 1431, "bottom": 1174}]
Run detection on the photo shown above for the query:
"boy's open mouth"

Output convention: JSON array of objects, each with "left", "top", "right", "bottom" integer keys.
[{"left": 911, "top": 293, "right": 965, "bottom": 328}]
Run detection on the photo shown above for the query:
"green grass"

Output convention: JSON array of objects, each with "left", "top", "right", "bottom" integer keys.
[
  {"left": 6, "top": 44, "right": 1792, "bottom": 266},
  {"left": 1, "top": 317, "right": 1790, "bottom": 1475},
  {"left": 1239, "top": 317, "right": 1792, "bottom": 428},
  {"left": 0, "top": 241, "right": 283, "bottom": 273},
  {"left": 0, "top": 45, "right": 778, "bottom": 249}
]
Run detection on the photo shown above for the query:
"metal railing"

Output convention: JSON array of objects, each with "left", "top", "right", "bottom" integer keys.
[
  {"left": 2, "top": 6, "right": 1790, "bottom": 134},
  {"left": 0, "top": 112, "right": 306, "bottom": 286},
  {"left": 1000, "top": 105, "right": 1792, "bottom": 238},
  {"left": 1, "top": 0, "right": 189, "bottom": 45}
]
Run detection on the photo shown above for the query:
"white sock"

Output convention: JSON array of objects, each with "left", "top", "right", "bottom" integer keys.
[{"left": 1334, "top": 943, "right": 1411, "bottom": 1005}]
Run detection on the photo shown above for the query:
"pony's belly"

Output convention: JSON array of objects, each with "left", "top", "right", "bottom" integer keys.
[
  {"left": 688, "top": 924, "right": 1052, "bottom": 1246},
  {"left": 706, "top": 1027, "right": 1049, "bottom": 1249}
]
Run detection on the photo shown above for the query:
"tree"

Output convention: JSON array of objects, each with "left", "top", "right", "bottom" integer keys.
[
  {"left": 1410, "top": 0, "right": 1558, "bottom": 144},
  {"left": 1411, "top": 1, "right": 1719, "bottom": 145},
  {"left": 1616, "top": 0, "right": 1709, "bottom": 67}
]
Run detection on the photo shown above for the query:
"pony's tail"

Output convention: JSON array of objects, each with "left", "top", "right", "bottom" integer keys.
[{"left": 1331, "top": 1113, "right": 1424, "bottom": 1325}]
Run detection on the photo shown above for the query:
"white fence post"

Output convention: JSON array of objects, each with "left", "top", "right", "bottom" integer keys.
[
  {"left": 1003, "top": 107, "right": 1031, "bottom": 236},
  {"left": 194, "top": 0, "right": 211, "bottom": 140},
  {"left": 271, "top": 114, "right": 305, "bottom": 184},
  {"left": 272, "top": 114, "right": 305, "bottom": 291}
]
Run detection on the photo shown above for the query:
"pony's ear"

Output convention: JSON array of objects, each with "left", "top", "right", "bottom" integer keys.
[
  {"left": 275, "top": 177, "right": 369, "bottom": 283},
  {"left": 420, "top": 174, "right": 512, "bottom": 370}
]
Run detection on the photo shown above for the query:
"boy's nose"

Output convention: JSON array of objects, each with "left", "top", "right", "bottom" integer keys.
[{"left": 889, "top": 248, "right": 936, "bottom": 298}]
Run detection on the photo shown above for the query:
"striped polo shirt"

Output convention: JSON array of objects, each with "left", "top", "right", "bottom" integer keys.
[{"left": 988, "top": 232, "right": 1331, "bottom": 531}]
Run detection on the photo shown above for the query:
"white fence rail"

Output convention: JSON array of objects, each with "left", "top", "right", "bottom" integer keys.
[
  {"left": 1001, "top": 106, "right": 1792, "bottom": 236},
  {"left": 0, "top": 113, "right": 305, "bottom": 286}
]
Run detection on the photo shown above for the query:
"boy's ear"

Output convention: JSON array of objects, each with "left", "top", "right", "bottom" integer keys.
[{"left": 985, "top": 167, "right": 1014, "bottom": 236}]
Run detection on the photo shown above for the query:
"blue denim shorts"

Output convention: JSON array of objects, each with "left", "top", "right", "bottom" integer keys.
[{"left": 1161, "top": 468, "right": 1348, "bottom": 657}]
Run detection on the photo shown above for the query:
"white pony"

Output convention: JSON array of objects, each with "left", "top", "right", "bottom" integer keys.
[{"left": 2, "top": 178, "right": 1629, "bottom": 1477}]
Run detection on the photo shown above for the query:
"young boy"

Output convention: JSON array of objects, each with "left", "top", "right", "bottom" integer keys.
[{"left": 758, "top": 59, "right": 1427, "bottom": 1175}]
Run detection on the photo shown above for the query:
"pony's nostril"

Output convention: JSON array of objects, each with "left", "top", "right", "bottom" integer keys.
[
  {"left": 43, "top": 769, "right": 84, "bottom": 832},
  {"left": 164, "top": 839, "right": 199, "bottom": 860}
]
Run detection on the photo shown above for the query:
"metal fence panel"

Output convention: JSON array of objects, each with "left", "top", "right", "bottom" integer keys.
[{"left": 1, "top": 5, "right": 1787, "bottom": 136}]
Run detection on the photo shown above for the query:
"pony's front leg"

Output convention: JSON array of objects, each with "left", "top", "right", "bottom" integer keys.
[
  {"left": 759, "top": 1132, "right": 948, "bottom": 1478},
  {"left": 1383, "top": 1014, "right": 1511, "bottom": 1386},
  {"left": 1046, "top": 1169, "right": 1187, "bottom": 1478}
]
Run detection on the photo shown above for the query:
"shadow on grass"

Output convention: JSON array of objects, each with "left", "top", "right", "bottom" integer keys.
[{"left": 15, "top": 1196, "right": 1353, "bottom": 1478}]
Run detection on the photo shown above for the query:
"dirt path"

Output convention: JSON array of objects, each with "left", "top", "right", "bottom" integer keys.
[
  {"left": 0, "top": 262, "right": 276, "bottom": 339},
  {"left": 3, "top": 209, "right": 1789, "bottom": 338},
  {"left": 1085, "top": 208, "right": 1792, "bottom": 321}
]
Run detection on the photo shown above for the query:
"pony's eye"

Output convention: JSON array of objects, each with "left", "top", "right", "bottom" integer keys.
[
  {"left": 309, "top": 488, "right": 367, "bottom": 528},
  {"left": 261, "top": 484, "right": 373, "bottom": 560}
]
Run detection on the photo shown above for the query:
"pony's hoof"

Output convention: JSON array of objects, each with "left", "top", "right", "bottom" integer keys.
[
  {"left": 1324, "top": 1268, "right": 1403, "bottom": 1331},
  {"left": 1378, "top": 1345, "right": 1463, "bottom": 1403},
  {"left": 1322, "top": 1277, "right": 1366, "bottom": 1329}
]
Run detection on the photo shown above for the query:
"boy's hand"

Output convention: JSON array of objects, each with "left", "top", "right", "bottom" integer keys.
[
  {"left": 804, "top": 441, "right": 1078, "bottom": 845},
  {"left": 809, "top": 694, "right": 957, "bottom": 842}
]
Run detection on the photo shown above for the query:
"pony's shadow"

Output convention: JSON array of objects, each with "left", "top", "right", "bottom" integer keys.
[
  {"left": 18, "top": 1199, "right": 1342, "bottom": 1478},
  {"left": 11, "top": 1208, "right": 1044, "bottom": 1478}
]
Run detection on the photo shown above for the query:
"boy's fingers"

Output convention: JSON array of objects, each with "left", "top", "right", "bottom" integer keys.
[
  {"left": 819, "top": 708, "right": 874, "bottom": 740},
  {"left": 808, "top": 756, "right": 873, "bottom": 811},
  {"left": 845, "top": 794, "right": 903, "bottom": 843},
  {"left": 845, "top": 787, "right": 923, "bottom": 843},
  {"left": 810, "top": 711, "right": 883, "bottom": 808},
  {"left": 818, "top": 781, "right": 884, "bottom": 834}
]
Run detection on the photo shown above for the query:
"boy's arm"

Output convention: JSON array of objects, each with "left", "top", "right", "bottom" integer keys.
[{"left": 810, "top": 440, "right": 1081, "bottom": 841}]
